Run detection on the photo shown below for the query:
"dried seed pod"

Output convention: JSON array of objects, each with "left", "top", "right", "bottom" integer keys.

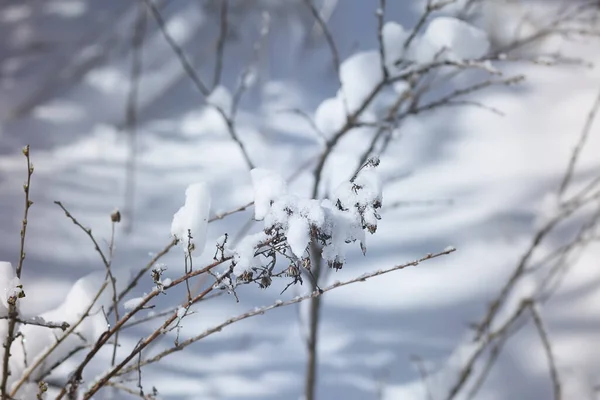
[
  {"left": 285, "top": 264, "right": 300, "bottom": 277},
  {"left": 238, "top": 270, "right": 254, "bottom": 282},
  {"left": 110, "top": 209, "right": 121, "bottom": 223},
  {"left": 259, "top": 275, "right": 272, "bottom": 289}
]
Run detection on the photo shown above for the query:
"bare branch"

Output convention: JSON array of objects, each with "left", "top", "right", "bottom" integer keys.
[
  {"left": 0, "top": 316, "right": 69, "bottom": 331},
  {"left": 212, "top": 0, "right": 229, "bottom": 88},
  {"left": 16, "top": 145, "right": 33, "bottom": 278},
  {"left": 142, "top": 0, "right": 210, "bottom": 96},
  {"left": 117, "top": 247, "right": 456, "bottom": 376},
  {"left": 376, "top": 0, "right": 389, "bottom": 80},
  {"left": 530, "top": 305, "right": 561, "bottom": 400},
  {"left": 124, "top": 3, "right": 148, "bottom": 232},
  {"left": 208, "top": 201, "right": 254, "bottom": 223},
  {"left": 2, "top": 146, "right": 34, "bottom": 398},
  {"left": 559, "top": 81, "right": 600, "bottom": 197}
]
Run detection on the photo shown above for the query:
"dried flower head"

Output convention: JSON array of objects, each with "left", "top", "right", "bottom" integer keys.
[
  {"left": 238, "top": 270, "right": 254, "bottom": 283},
  {"left": 259, "top": 275, "right": 272, "bottom": 289},
  {"left": 110, "top": 209, "right": 121, "bottom": 223}
]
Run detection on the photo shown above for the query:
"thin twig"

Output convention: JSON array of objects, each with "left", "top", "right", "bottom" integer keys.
[
  {"left": 303, "top": 0, "right": 340, "bottom": 74},
  {"left": 53, "top": 201, "right": 110, "bottom": 268},
  {"left": 212, "top": 0, "right": 229, "bottom": 88},
  {"left": 142, "top": 0, "right": 210, "bottom": 96},
  {"left": 376, "top": 0, "right": 389, "bottom": 80},
  {"left": 446, "top": 300, "right": 530, "bottom": 400},
  {"left": 0, "top": 316, "right": 68, "bottom": 331},
  {"left": 115, "top": 238, "right": 177, "bottom": 306},
  {"left": 558, "top": 82, "right": 600, "bottom": 197},
  {"left": 530, "top": 305, "right": 561, "bottom": 400},
  {"left": 15, "top": 145, "right": 33, "bottom": 278},
  {"left": 10, "top": 282, "right": 108, "bottom": 397},
  {"left": 124, "top": 3, "right": 147, "bottom": 233},
  {"left": 2, "top": 146, "right": 34, "bottom": 398}
]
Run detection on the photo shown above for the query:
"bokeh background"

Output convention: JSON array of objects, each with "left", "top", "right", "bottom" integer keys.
[{"left": 1, "top": 0, "right": 600, "bottom": 399}]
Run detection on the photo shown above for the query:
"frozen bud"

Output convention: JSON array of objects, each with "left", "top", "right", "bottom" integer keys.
[{"left": 110, "top": 209, "right": 121, "bottom": 223}]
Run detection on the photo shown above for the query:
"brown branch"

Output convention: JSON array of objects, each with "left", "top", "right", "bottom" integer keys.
[
  {"left": 16, "top": 145, "right": 33, "bottom": 278},
  {"left": 208, "top": 201, "right": 253, "bottom": 223}
]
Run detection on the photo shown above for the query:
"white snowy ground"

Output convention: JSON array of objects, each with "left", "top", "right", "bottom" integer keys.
[{"left": 1, "top": 1, "right": 600, "bottom": 399}]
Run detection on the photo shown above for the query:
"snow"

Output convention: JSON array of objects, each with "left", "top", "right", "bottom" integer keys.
[
  {"left": 0, "top": 262, "right": 17, "bottom": 316},
  {"left": 232, "top": 231, "right": 268, "bottom": 276},
  {"left": 416, "top": 16, "right": 490, "bottom": 62},
  {"left": 171, "top": 182, "right": 212, "bottom": 255},
  {"left": 339, "top": 50, "right": 383, "bottom": 112},
  {"left": 382, "top": 21, "right": 409, "bottom": 69},
  {"left": 250, "top": 169, "right": 287, "bottom": 220},
  {"left": 286, "top": 215, "right": 310, "bottom": 258},
  {"left": 314, "top": 96, "right": 346, "bottom": 136},
  {"left": 124, "top": 296, "right": 145, "bottom": 311}
]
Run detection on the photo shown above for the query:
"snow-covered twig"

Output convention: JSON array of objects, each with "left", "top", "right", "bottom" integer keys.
[
  {"left": 55, "top": 253, "right": 236, "bottom": 399},
  {"left": 0, "top": 316, "right": 69, "bottom": 331}
]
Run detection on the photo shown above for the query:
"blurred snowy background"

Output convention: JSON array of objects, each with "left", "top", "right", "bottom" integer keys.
[{"left": 1, "top": 0, "right": 600, "bottom": 399}]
